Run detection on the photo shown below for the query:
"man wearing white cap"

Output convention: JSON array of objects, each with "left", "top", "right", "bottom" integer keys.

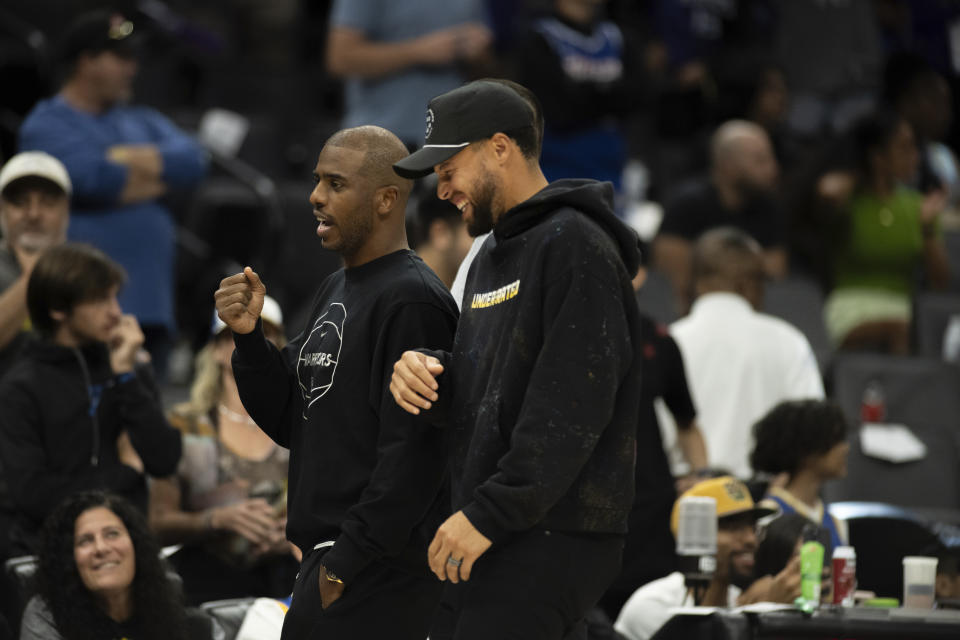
[{"left": 0, "top": 151, "right": 72, "bottom": 376}]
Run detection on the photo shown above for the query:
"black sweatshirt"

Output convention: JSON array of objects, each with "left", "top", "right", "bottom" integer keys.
[
  {"left": 232, "top": 250, "right": 458, "bottom": 583},
  {"left": 424, "top": 179, "right": 643, "bottom": 542},
  {"left": 0, "top": 340, "right": 182, "bottom": 555}
]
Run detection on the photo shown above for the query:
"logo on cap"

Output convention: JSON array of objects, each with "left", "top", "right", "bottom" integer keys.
[{"left": 425, "top": 108, "right": 435, "bottom": 139}]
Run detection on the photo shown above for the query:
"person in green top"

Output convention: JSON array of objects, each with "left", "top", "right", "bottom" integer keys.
[{"left": 822, "top": 109, "right": 950, "bottom": 353}]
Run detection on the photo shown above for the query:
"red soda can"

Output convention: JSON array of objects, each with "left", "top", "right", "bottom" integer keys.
[{"left": 832, "top": 546, "right": 857, "bottom": 606}]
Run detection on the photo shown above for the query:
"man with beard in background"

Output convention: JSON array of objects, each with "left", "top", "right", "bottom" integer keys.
[
  {"left": 653, "top": 120, "right": 786, "bottom": 311},
  {"left": 615, "top": 477, "right": 786, "bottom": 640}
]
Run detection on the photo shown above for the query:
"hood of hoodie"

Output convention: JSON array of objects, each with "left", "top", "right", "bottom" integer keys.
[
  {"left": 22, "top": 338, "right": 109, "bottom": 367},
  {"left": 494, "top": 179, "right": 641, "bottom": 276}
]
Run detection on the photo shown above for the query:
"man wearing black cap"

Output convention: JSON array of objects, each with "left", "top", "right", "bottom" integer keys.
[
  {"left": 391, "top": 79, "right": 643, "bottom": 639},
  {"left": 18, "top": 10, "right": 207, "bottom": 377}
]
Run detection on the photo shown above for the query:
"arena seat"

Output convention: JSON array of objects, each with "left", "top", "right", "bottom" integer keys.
[{"left": 825, "top": 354, "right": 960, "bottom": 510}]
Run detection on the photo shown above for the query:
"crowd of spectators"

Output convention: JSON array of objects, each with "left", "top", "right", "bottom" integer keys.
[{"left": 1, "top": 1, "right": 960, "bottom": 639}]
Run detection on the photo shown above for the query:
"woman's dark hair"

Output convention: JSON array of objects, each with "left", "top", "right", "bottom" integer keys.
[
  {"left": 755, "top": 512, "right": 831, "bottom": 578},
  {"left": 36, "top": 491, "right": 188, "bottom": 640},
  {"left": 750, "top": 399, "right": 849, "bottom": 476},
  {"left": 27, "top": 243, "right": 126, "bottom": 337},
  {"left": 850, "top": 108, "right": 906, "bottom": 177}
]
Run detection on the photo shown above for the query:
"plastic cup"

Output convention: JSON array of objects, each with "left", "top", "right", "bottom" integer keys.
[{"left": 902, "top": 556, "right": 938, "bottom": 609}]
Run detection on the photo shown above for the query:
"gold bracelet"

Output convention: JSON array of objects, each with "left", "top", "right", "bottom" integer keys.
[{"left": 324, "top": 567, "right": 344, "bottom": 584}]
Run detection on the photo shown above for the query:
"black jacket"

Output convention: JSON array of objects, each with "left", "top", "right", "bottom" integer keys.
[
  {"left": 0, "top": 340, "right": 181, "bottom": 557},
  {"left": 426, "top": 179, "right": 643, "bottom": 542},
  {"left": 232, "top": 250, "right": 458, "bottom": 583}
]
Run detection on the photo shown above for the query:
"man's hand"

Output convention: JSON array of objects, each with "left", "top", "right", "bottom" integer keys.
[
  {"left": 108, "top": 315, "right": 145, "bottom": 374},
  {"left": 12, "top": 239, "right": 49, "bottom": 272},
  {"left": 209, "top": 498, "right": 286, "bottom": 550},
  {"left": 413, "top": 22, "right": 491, "bottom": 66},
  {"left": 739, "top": 554, "right": 802, "bottom": 605},
  {"left": 116, "top": 431, "right": 144, "bottom": 472},
  {"left": 390, "top": 351, "right": 443, "bottom": 415},
  {"left": 108, "top": 144, "right": 164, "bottom": 177},
  {"left": 318, "top": 565, "right": 345, "bottom": 609},
  {"left": 214, "top": 267, "right": 266, "bottom": 335},
  {"left": 427, "top": 510, "right": 492, "bottom": 583}
]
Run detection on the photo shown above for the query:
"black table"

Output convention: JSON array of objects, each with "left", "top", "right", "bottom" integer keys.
[{"left": 651, "top": 605, "right": 960, "bottom": 639}]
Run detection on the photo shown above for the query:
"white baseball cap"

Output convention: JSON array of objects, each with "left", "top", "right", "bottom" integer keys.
[
  {"left": 0, "top": 152, "right": 72, "bottom": 197},
  {"left": 212, "top": 294, "right": 284, "bottom": 336}
]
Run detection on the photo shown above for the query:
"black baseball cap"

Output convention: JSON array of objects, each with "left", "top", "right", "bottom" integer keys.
[
  {"left": 60, "top": 10, "right": 139, "bottom": 65},
  {"left": 393, "top": 79, "right": 535, "bottom": 179}
]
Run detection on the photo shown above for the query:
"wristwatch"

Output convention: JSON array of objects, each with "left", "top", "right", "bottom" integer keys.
[{"left": 323, "top": 566, "right": 344, "bottom": 584}]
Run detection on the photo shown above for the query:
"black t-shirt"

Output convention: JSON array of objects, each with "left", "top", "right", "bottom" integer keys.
[
  {"left": 607, "top": 313, "right": 697, "bottom": 605},
  {"left": 233, "top": 250, "right": 459, "bottom": 583},
  {"left": 658, "top": 178, "right": 786, "bottom": 248}
]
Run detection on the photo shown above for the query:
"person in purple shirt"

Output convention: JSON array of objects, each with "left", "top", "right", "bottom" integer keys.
[{"left": 18, "top": 10, "right": 207, "bottom": 375}]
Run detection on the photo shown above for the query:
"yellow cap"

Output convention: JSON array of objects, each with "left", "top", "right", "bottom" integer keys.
[{"left": 670, "top": 476, "right": 776, "bottom": 535}]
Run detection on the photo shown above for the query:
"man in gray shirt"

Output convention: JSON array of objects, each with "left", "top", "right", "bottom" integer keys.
[
  {"left": 326, "top": 0, "right": 492, "bottom": 146},
  {"left": 0, "top": 152, "right": 71, "bottom": 377}
]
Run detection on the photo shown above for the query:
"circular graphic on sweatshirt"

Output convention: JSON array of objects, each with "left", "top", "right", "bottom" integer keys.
[{"left": 297, "top": 302, "right": 346, "bottom": 418}]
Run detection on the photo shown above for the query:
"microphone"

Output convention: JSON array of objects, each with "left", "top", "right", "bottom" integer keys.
[{"left": 675, "top": 496, "right": 717, "bottom": 603}]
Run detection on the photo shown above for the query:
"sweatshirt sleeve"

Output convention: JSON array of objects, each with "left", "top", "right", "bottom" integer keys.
[
  {"left": 321, "top": 301, "right": 457, "bottom": 583},
  {"left": 461, "top": 264, "right": 633, "bottom": 541},
  {"left": 19, "top": 108, "right": 128, "bottom": 206},
  {"left": 0, "top": 382, "right": 142, "bottom": 523},
  {"left": 231, "top": 320, "right": 300, "bottom": 448},
  {"left": 139, "top": 107, "right": 208, "bottom": 188},
  {"left": 414, "top": 347, "right": 453, "bottom": 428},
  {"left": 115, "top": 373, "right": 182, "bottom": 477}
]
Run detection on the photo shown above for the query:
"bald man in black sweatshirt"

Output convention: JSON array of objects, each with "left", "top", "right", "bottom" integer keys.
[{"left": 215, "top": 125, "right": 458, "bottom": 640}]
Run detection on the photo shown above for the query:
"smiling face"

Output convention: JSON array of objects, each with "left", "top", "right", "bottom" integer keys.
[
  {"left": 434, "top": 142, "right": 505, "bottom": 237},
  {"left": 74, "top": 506, "right": 136, "bottom": 599},
  {"left": 716, "top": 513, "right": 759, "bottom": 590},
  {"left": 309, "top": 144, "right": 376, "bottom": 259}
]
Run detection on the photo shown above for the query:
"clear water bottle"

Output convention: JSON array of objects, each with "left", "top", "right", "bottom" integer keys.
[{"left": 860, "top": 380, "right": 886, "bottom": 423}]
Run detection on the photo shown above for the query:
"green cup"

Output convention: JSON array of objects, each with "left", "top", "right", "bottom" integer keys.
[{"left": 794, "top": 540, "right": 825, "bottom": 613}]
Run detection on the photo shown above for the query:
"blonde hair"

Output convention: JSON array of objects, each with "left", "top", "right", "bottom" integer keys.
[{"left": 177, "top": 326, "right": 287, "bottom": 421}]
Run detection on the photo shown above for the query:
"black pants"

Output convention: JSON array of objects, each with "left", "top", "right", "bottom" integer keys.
[
  {"left": 280, "top": 547, "right": 442, "bottom": 640},
  {"left": 430, "top": 529, "right": 624, "bottom": 640}
]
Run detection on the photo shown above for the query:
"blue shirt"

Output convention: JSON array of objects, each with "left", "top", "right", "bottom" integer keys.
[
  {"left": 19, "top": 96, "right": 207, "bottom": 329},
  {"left": 763, "top": 487, "right": 847, "bottom": 553},
  {"left": 532, "top": 16, "right": 626, "bottom": 189},
  {"left": 330, "top": 0, "right": 487, "bottom": 144}
]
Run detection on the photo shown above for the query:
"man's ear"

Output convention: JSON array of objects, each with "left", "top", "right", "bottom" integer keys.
[
  {"left": 374, "top": 185, "right": 400, "bottom": 216},
  {"left": 488, "top": 133, "right": 514, "bottom": 166}
]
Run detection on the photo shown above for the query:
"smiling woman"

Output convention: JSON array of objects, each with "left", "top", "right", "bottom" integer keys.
[{"left": 19, "top": 491, "right": 210, "bottom": 640}]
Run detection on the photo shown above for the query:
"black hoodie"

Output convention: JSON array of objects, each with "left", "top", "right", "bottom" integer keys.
[
  {"left": 0, "top": 340, "right": 182, "bottom": 557},
  {"left": 425, "top": 179, "right": 642, "bottom": 542}
]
